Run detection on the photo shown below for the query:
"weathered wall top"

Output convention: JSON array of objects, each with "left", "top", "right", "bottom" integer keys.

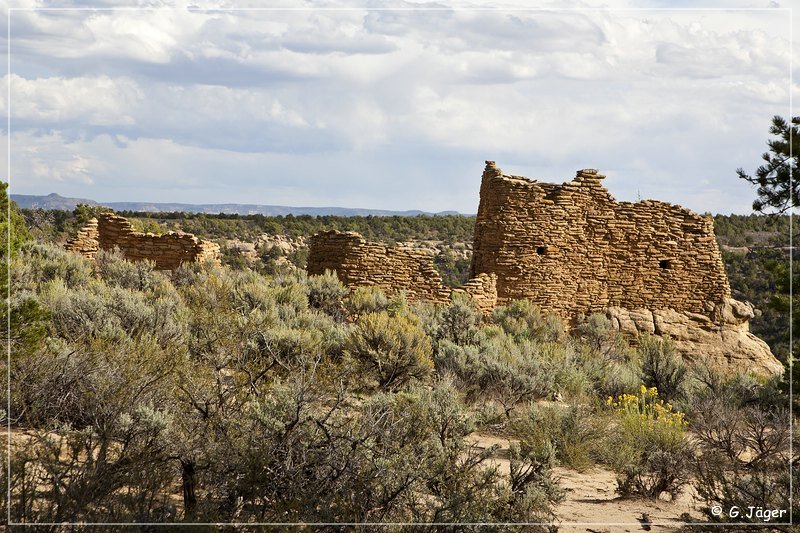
[
  {"left": 470, "top": 161, "right": 731, "bottom": 320},
  {"left": 66, "top": 213, "right": 220, "bottom": 270}
]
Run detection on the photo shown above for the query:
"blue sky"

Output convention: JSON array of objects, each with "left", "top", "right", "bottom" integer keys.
[{"left": 1, "top": 0, "right": 795, "bottom": 214}]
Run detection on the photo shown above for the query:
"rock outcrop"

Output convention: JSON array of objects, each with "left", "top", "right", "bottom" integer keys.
[
  {"left": 606, "top": 300, "right": 782, "bottom": 376},
  {"left": 307, "top": 230, "right": 497, "bottom": 313},
  {"left": 66, "top": 213, "right": 220, "bottom": 269}
]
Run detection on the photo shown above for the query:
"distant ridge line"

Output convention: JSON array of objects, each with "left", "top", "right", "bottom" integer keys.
[{"left": 11, "top": 193, "right": 467, "bottom": 217}]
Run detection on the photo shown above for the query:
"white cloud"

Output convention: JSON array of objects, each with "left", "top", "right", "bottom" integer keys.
[
  {"left": 2, "top": 74, "right": 142, "bottom": 125},
  {"left": 2, "top": 1, "right": 796, "bottom": 214}
]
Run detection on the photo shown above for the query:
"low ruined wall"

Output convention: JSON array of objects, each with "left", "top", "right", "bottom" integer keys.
[
  {"left": 308, "top": 230, "right": 497, "bottom": 311},
  {"left": 66, "top": 213, "right": 220, "bottom": 270},
  {"left": 470, "top": 161, "right": 731, "bottom": 320},
  {"left": 64, "top": 217, "right": 100, "bottom": 259}
]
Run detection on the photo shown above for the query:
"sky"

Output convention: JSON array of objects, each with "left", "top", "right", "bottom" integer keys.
[{"left": 1, "top": 0, "right": 796, "bottom": 215}]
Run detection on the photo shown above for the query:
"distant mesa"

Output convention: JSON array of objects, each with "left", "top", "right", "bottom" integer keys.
[
  {"left": 12, "top": 193, "right": 463, "bottom": 217},
  {"left": 308, "top": 161, "right": 782, "bottom": 376}
]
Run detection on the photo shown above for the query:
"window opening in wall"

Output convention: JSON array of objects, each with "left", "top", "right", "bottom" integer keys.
[{"left": 659, "top": 259, "right": 671, "bottom": 269}]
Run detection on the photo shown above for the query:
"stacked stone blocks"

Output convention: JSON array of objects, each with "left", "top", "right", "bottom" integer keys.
[
  {"left": 66, "top": 213, "right": 220, "bottom": 269},
  {"left": 307, "top": 230, "right": 497, "bottom": 313},
  {"left": 470, "top": 161, "right": 731, "bottom": 321}
]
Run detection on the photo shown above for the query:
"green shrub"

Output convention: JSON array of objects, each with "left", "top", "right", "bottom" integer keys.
[
  {"left": 345, "top": 286, "right": 390, "bottom": 316},
  {"left": 344, "top": 311, "right": 434, "bottom": 391},
  {"left": 573, "top": 313, "right": 630, "bottom": 357},
  {"left": 306, "top": 270, "right": 348, "bottom": 320},
  {"left": 436, "top": 292, "right": 479, "bottom": 346},
  {"left": 491, "top": 300, "right": 563, "bottom": 343},
  {"left": 14, "top": 242, "right": 94, "bottom": 291},
  {"left": 95, "top": 247, "right": 168, "bottom": 293},
  {"left": 506, "top": 439, "right": 564, "bottom": 523},
  {"left": 602, "top": 386, "right": 692, "bottom": 499},
  {"left": 595, "top": 359, "right": 643, "bottom": 400},
  {"left": 639, "top": 334, "right": 687, "bottom": 402},
  {"left": 513, "top": 403, "right": 600, "bottom": 472},
  {"left": 40, "top": 279, "right": 187, "bottom": 347},
  {"left": 435, "top": 336, "right": 557, "bottom": 416},
  {"left": 386, "top": 291, "right": 411, "bottom": 318}
]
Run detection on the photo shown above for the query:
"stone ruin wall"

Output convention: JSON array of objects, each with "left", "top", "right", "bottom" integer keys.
[
  {"left": 66, "top": 213, "right": 220, "bottom": 270},
  {"left": 307, "top": 230, "right": 497, "bottom": 314},
  {"left": 470, "top": 161, "right": 781, "bottom": 375},
  {"left": 470, "top": 161, "right": 731, "bottom": 321}
]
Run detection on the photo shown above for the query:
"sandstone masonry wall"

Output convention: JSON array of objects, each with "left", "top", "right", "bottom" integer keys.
[
  {"left": 308, "top": 230, "right": 497, "bottom": 313},
  {"left": 66, "top": 213, "right": 220, "bottom": 269},
  {"left": 470, "top": 161, "right": 731, "bottom": 320}
]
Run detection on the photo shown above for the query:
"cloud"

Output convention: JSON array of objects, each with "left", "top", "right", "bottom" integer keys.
[
  {"left": 3, "top": 1, "right": 796, "bottom": 215},
  {"left": 2, "top": 74, "right": 142, "bottom": 125}
]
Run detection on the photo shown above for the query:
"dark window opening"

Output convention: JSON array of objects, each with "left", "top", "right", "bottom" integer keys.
[
  {"left": 659, "top": 259, "right": 671, "bottom": 269},
  {"left": 536, "top": 246, "right": 546, "bottom": 255}
]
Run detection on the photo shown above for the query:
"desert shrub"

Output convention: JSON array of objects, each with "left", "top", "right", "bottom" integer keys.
[
  {"left": 10, "top": 336, "right": 182, "bottom": 523},
  {"left": 506, "top": 439, "right": 564, "bottom": 524},
  {"left": 513, "top": 403, "right": 600, "bottom": 472},
  {"left": 638, "top": 334, "right": 688, "bottom": 402},
  {"left": 169, "top": 260, "right": 204, "bottom": 287},
  {"left": 435, "top": 292, "right": 480, "bottom": 346},
  {"left": 271, "top": 280, "right": 310, "bottom": 318},
  {"left": 545, "top": 341, "right": 595, "bottom": 400},
  {"left": 435, "top": 336, "right": 557, "bottom": 417},
  {"left": 434, "top": 341, "right": 485, "bottom": 399},
  {"left": 692, "top": 399, "right": 795, "bottom": 526},
  {"left": 344, "top": 311, "right": 434, "bottom": 391},
  {"left": 14, "top": 242, "right": 94, "bottom": 290},
  {"left": 306, "top": 269, "right": 348, "bottom": 320},
  {"left": 40, "top": 279, "right": 188, "bottom": 347},
  {"left": 573, "top": 312, "right": 612, "bottom": 350},
  {"left": 602, "top": 386, "right": 692, "bottom": 499},
  {"left": 491, "top": 299, "right": 563, "bottom": 343},
  {"left": 386, "top": 291, "right": 411, "bottom": 318},
  {"left": 486, "top": 337, "right": 550, "bottom": 403},
  {"left": 10, "top": 411, "right": 177, "bottom": 523},
  {"left": 12, "top": 334, "right": 183, "bottom": 430},
  {"left": 409, "top": 300, "right": 443, "bottom": 339},
  {"left": 573, "top": 312, "right": 631, "bottom": 357},
  {"left": 244, "top": 324, "right": 337, "bottom": 374},
  {"left": 95, "top": 247, "right": 169, "bottom": 293},
  {"left": 594, "top": 358, "right": 643, "bottom": 400},
  {"left": 345, "top": 286, "right": 390, "bottom": 316},
  {"left": 187, "top": 373, "right": 560, "bottom": 525}
]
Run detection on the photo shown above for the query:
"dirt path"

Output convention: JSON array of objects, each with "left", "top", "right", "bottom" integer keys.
[{"left": 467, "top": 432, "right": 704, "bottom": 532}]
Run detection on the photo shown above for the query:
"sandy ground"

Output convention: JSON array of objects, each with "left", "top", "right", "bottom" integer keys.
[{"left": 467, "top": 433, "right": 704, "bottom": 532}]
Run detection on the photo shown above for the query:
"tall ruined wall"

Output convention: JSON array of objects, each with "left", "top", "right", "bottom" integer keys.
[
  {"left": 308, "top": 230, "right": 497, "bottom": 313},
  {"left": 66, "top": 213, "right": 220, "bottom": 270},
  {"left": 470, "top": 161, "right": 731, "bottom": 320}
]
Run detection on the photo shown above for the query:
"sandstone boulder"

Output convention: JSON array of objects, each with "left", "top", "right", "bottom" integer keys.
[{"left": 606, "top": 304, "right": 783, "bottom": 376}]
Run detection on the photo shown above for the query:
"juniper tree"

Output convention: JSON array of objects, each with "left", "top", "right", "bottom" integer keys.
[{"left": 737, "top": 115, "right": 799, "bottom": 214}]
